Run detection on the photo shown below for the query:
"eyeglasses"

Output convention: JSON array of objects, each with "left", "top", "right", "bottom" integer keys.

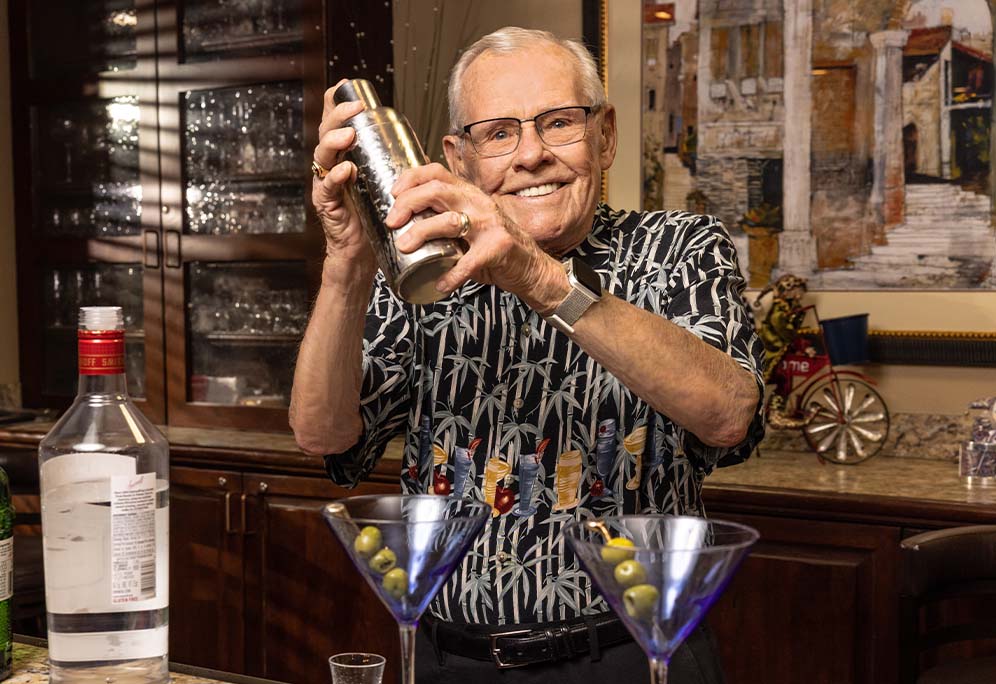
[{"left": 461, "top": 105, "right": 596, "bottom": 158}]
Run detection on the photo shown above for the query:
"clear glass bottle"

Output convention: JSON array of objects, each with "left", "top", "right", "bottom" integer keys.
[
  {"left": 0, "top": 466, "right": 12, "bottom": 681},
  {"left": 38, "top": 306, "right": 169, "bottom": 683}
]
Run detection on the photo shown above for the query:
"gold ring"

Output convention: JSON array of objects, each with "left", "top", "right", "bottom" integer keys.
[
  {"left": 311, "top": 160, "right": 330, "bottom": 180},
  {"left": 457, "top": 212, "right": 472, "bottom": 239}
]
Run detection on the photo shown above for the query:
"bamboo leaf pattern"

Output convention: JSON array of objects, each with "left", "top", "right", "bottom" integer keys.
[{"left": 323, "top": 204, "right": 766, "bottom": 625}]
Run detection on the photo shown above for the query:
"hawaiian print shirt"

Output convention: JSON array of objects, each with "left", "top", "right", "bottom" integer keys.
[{"left": 325, "top": 203, "right": 765, "bottom": 625}]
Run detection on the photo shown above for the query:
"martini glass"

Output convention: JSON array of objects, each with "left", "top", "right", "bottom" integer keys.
[
  {"left": 324, "top": 495, "right": 490, "bottom": 684},
  {"left": 564, "top": 515, "right": 758, "bottom": 684}
]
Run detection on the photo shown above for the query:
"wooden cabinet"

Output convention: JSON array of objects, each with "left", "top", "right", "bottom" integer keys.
[
  {"left": 706, "top": 513, "right": 900, "bottom": 684},
  {"left": 170, "top": 463, "right": 401, "bottom": 684},
  {"left": 8, "top": 0, "right": 392, "bottom": 430},
  {"left": 170, "top": 466, "right": 246, "bottom": 673}
]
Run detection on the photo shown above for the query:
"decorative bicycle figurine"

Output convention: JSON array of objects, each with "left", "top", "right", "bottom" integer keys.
[{"left": 755, "top": 275, "right": 890, "bottom": 465}]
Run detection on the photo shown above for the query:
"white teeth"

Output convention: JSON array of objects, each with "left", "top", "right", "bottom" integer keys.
[{"left": 514, "top": 182, "right": 561, "bottom": 198}]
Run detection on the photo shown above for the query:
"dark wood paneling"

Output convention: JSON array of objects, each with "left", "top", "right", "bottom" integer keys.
[
  {"left": 170, "top": 466, "right": 246, "bottom": 672},
  {"left": 243, "top": 475, "right": 400, "bottom": 683},
  {"left": 707, "top": 512, "right": 900, "bottom": 684}
]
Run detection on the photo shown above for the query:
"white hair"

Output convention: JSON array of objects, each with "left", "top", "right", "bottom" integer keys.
[{"left": 447, "top": 26, "right": 606, "bottom": 133}]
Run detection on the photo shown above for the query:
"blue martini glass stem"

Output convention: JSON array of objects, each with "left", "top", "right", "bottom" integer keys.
[
  {"left": 649, "top": 656, "right": 669, "bottom": 684},
  {"left": 399, "top": 623, "right": 417, "bottom": 684}
]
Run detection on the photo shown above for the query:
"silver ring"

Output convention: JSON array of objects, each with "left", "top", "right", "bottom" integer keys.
[{"left": 456, "top": 212, "right": 472, "bottom": 239}]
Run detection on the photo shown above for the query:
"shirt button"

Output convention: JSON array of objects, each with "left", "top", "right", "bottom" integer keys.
[
  {"left": 521, "top": 324, "right": 531, "bottom": 337},
  {"left": 512, "top": 398, "right": 524, "bottom": 410},
  {"left": 497, "top": 552, "right": 508, "bottom": 564}
]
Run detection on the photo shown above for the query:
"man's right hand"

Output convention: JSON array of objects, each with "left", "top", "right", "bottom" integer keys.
[{"left": 312, "top": 81, "right": 377, "bottom": 273}]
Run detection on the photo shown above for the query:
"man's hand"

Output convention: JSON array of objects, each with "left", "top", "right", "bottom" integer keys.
[
  {"left": 312, "top": 81, "right": 377, "bottom": 276},
  {"left": 384, "top": 164, "right": 568, "bottom": 313}
]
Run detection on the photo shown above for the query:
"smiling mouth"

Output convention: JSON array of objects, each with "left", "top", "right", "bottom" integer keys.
[{"left": 513, "top": 182, "right": 564, "bottom": 198}]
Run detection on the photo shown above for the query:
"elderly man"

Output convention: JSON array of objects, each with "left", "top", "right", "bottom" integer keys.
[{"left": 292, "top": 26, "right": 763, "bottom": 684}]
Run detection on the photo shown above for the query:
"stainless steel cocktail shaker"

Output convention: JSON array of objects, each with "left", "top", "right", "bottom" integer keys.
[{"left": 333, "top": 79, "right": 463, "bottom": 305}]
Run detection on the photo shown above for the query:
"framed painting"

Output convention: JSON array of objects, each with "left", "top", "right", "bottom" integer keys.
[{"left": 637, "top": 0, "right": 996, "bottom": 291}]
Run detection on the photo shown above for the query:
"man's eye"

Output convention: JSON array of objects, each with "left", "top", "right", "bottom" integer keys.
[
  {"left": 546, "top": 117, "right": 571, "bottom": 130},
  {"left": 485, "top": 124, "right": 516, "bottom": 142}
]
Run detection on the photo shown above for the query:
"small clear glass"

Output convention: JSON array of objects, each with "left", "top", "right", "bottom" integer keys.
[
  {"left": 328, "top": 652, "right": 385, "bottom": 684},
  {"left": 960, "top": 441, "right": 996, "bottom": 486}
]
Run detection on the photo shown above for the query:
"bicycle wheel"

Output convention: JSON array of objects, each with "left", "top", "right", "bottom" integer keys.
[{"left": 801, "top": 376, "right": 889, "bottom": 464}]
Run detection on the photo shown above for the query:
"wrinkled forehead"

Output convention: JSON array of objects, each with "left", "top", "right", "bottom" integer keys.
[{"left": 458, "top": 44, "right": 585, "bottom": 121}]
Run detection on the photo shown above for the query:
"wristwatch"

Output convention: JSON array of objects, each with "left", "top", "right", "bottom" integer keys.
[{"left": 544, "top": 257, "right": 602, "bottom": 335}]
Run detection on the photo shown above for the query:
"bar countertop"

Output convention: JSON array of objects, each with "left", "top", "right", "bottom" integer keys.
[
  {"left": 9, "top": 638, "right": 289, "bottom": 684},
  {"left": 2, "top": 419, "right": 993, "bottom": 523}
]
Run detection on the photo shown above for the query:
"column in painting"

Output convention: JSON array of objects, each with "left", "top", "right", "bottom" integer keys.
[
  {"left": 988, "top": 2, "right": 996, "bottom": 286},
  {"left": 869, "top": 30, "right": 909, "bottom": 228},
  {"left": 778, "top": 0, "right": 816, "bottom": 277}
]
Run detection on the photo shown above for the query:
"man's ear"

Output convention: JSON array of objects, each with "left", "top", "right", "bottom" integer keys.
[
  {"left": 443, "top": 134, "right": 469, "bottom": 179},
  {"left": 597, "top": 104, "right": 618, "bottom": 170}
]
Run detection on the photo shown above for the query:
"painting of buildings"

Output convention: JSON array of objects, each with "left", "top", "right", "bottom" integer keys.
[{"left": 640, "top": 0, "right": 996, "bottom": 290}]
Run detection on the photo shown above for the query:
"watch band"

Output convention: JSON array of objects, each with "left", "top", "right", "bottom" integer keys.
[{"left": 544, "top": 259, "right": 601, "bottom": 335}]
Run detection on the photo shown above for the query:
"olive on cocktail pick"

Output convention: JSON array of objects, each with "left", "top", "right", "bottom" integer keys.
[
  {"left": 370, "top": 546, "right": 397, "bottom": 574},
  {"left": 353, "top": 525, "right": 383, "bottom": 559},
  {"left": 600, "top": 537, "right": 636, "bottom": 565},
  {"left": 623, "top": 584, "right": 660, "bottom": 620},
  {"left": 383, "top": 567, "right": 409, "bottom": 600},
  {"left": 613, "top": 559, "right": 647, "bottom": 588}
]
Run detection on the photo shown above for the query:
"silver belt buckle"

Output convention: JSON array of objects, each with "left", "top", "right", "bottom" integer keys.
[{"left": 489, "top": 629, "right": 532, "bottom": 669}]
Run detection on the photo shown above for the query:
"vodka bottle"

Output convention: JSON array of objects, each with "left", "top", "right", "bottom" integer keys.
[
  {"left": 0, "top": 466, "right": 11, "bottom": 680},
  {"left": 38, "top": 306, "right": 169, "bottom": 683}
]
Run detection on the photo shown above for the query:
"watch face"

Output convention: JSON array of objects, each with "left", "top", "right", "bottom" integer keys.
[{"left": 568, "top": 258, "right": 602, "bottom": 296}]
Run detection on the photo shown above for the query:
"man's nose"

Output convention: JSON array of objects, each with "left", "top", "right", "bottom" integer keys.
[{"left": 512, "top": 122, "right": 551, "bottom": 169}]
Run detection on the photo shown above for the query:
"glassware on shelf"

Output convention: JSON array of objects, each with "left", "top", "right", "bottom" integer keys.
[
  {"left": 187, "top": 262, "right": 308, "bottom": 406},
  {"left": 38, "top": 96, "right": 141, "bottom": 237},
  {"left": 323, "top": 495, "right": 490, "bottom": 684},
  {"left": 564, "top": 516, "right": 759, "bottom": 684},
  {"left": 182, "top": 0, "right": 303, "bottom": 62},
  {"left": 183, "top": 83, "right": 305, "bottom": 235}
]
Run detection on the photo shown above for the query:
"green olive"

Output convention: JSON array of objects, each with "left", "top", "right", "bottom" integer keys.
[
  {"left": 600, "top": 537, "right": 636, "bottom": 565},
  {"left": 369, "top": 546, "right": 397, "bottom": 574},
  {"left": 623, "top": 584, "right": 659, "bottom": 620},
  {"left": 383, "top": 568, "right": 409, "bottom": 600},
  {"left": 613, "top": 559, "right": 647, "bottom": 588},
  {"left": 353, "top": 526, "right": 383, "bottom": 560}
]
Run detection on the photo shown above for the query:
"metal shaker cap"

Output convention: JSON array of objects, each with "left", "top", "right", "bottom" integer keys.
[{"left": 332, "top": 79, "right": 382, "bottom": 109}]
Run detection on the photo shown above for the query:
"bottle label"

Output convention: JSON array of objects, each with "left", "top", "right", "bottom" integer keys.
[
  {"left": 110, "top": 473, "right": 156, "bottom": 604},
  {"left": 0, "top": 538, "right": 11, "bottom": 602},
  {"left": 78, "top": 330, "right": 125, "bottom": 375}
]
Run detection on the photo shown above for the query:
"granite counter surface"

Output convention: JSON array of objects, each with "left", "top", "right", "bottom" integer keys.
[
  {"left": 703, "top": 450, "right": 995, "bottom": 506},
  {"left": 2, "top": 420, "right": 992, "bottom": 509},
  {"left": 8, "top": 641, "right": 286, "bottom": 684}
]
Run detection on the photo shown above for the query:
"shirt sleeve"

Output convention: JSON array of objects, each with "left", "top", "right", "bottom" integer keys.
[
  {"left": 663, "top": 213, "right": 766, "bottom": 471},
  {"left": 324, "top": 274, "right": 415, "bottom": 488}
]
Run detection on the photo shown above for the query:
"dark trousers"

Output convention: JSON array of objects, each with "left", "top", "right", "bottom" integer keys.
[{"left": 414, "top": 620, "right": 726, "bottom": 684}]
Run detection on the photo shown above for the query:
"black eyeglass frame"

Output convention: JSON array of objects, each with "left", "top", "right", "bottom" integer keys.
[{"left": 460, "top": 105, "right": 598, "bottom": 157}]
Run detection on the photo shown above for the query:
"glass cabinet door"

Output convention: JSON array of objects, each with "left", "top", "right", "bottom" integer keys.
[
  {"left": 34, "top": 96, "right": 142, "bottom": 238},
  {"left": 181, "top": 0, "right": 304, "bottom": 62},
  {"left": 186, "top": 261, "right": 308, "bottom": 408},
  {"left": 183, "top": 82, "right": 306, "bottom": 235},
  {"left": 28, "top": 0, "right": 138, "bottom": 77}
]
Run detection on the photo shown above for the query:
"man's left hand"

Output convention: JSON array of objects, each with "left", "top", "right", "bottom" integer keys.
[{"left": 384, "top": 163, "right": 567, "bottom": 313}]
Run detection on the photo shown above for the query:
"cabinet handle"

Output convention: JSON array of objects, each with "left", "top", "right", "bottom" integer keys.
[
  {"left": 224, "top": 492, "right": 238, "bottom": 534},
  {"left": 143, "top": 231, "right": 160, "bottom": 269},
  {"left": 241, "top": 493, "right": 257, "bottom": 536},
  {"left": 165, "top": 230, "right": 181, "bottom": 269}
]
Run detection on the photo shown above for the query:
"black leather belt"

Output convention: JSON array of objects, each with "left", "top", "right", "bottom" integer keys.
[{"left": 421, "top": 612, "right": 632, "bottom": 669}]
